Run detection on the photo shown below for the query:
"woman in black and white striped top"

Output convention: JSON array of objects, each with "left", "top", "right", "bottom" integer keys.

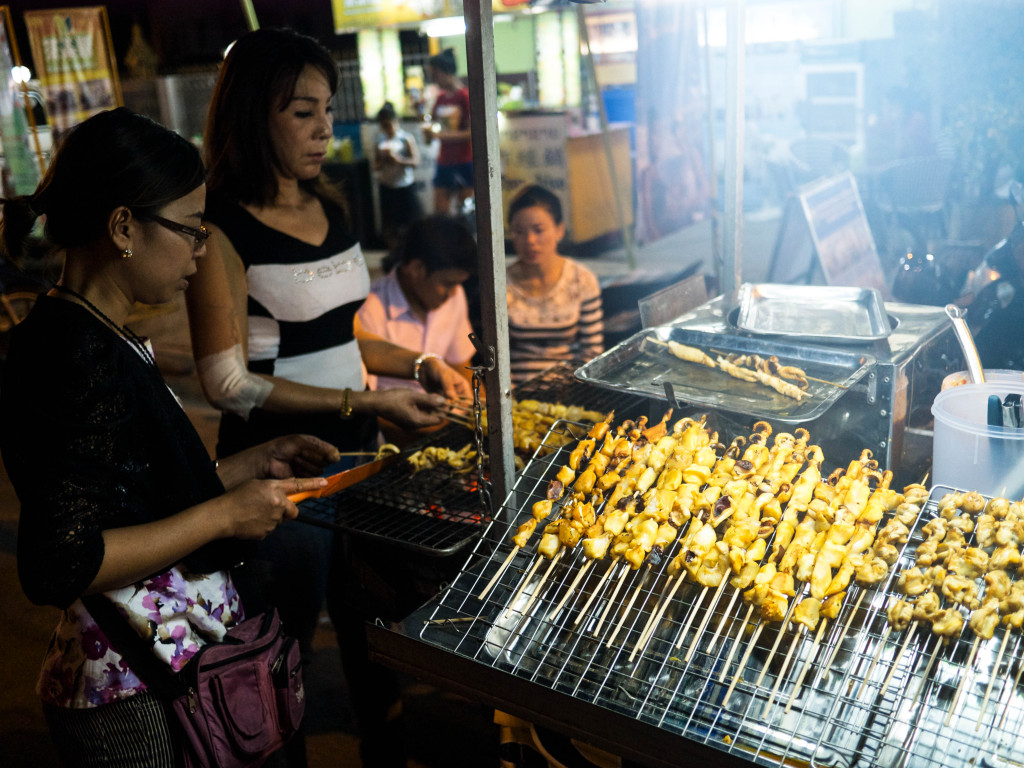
[{"left": 506, "top": 184, "right": 604, "bottom": 384}]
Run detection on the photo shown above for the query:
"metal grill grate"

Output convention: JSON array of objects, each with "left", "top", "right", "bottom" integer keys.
[
  {"left": 402, "top": 419, "right": 1024, "bottom": 768},
  {"left": 302, "top": 364, "right": 649, "bottom": 555}
]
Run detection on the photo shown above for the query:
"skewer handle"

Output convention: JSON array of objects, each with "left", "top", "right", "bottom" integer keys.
[
  {"left": 722, "top": 621, "right": 765, "bottom": 707},
  {"left": 478, "top": 545, "right": 521, "bottom": 601}
]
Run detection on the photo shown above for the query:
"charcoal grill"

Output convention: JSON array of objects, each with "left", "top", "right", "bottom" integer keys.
[
  {"left": 368, "top": 412, "right": 1024, "bottom": 768},
  {"left": 301, "top": 363, "right": 649, "bottom": 556}
]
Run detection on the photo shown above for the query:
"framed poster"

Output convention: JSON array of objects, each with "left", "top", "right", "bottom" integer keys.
[
  {"left": 24, "top": 6, "right": 122, "bottom": 138},
  {"left": 798, "top": 172, "right": 888, "bottom": 296}
]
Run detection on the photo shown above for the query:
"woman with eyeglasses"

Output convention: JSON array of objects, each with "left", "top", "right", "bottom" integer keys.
[
  {"left": 0, "top": 107, "right": 338, "bottom": 767},
  {"left": 186, "top": 28, "right": 473, "bottom": 768}
]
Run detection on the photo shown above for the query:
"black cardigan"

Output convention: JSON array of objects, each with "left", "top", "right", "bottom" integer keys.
[{"left": 1, "top": 295, "right": 245, "bottom": 609}]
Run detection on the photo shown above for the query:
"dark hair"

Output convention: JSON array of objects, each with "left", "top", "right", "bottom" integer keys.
[
  {"left": 377, "top": 102, "right": 396, "bottom": 122},
  {"left": 381, "top": 214, "right": 476, "bottom": 275},
  {"left": 428, "top": 49, "right": 457, "bottom": 76},
  {"left": 204, "top": 28, "right": 343, "bottom": 209},
  {"left": 0, "top": 107, "right": 204, "bottom": 263},
  {"left": 507, "top": 183, "right": 563, "bottom": 226}
]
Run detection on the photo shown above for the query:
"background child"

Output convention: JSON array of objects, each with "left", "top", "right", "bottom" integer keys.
[{"left": 358, "top": 214, "right": 477, "bottom": 392}]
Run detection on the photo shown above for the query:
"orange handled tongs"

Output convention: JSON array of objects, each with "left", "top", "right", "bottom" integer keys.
[{"left": 288, "top": 453, "right": 400, "bottom": 504}]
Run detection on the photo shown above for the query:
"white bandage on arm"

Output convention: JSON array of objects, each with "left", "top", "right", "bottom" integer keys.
[{"left": 195, "top": 344, "right": 274, "bottom": 419}]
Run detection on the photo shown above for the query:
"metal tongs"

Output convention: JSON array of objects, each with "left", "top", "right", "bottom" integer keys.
[{"left": 945, "top": 304, "right": 985, "bottom": 384}]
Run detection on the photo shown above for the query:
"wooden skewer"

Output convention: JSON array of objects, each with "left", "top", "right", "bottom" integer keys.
[
  {"left": 722, "top": 621, "right": 766, "bottom": 707},
  {"left": 907, "top": 636, "right": 943, "bottom": 712},
  {"left": 672, "top": 583, "right": 710, "bottom": 651},
  {"left": 630, "top": 572, "right": 686, "bottom": 661},
  {"left": 804, "top": 374, "right": 847, "bottom": 389},
  {"left": 785, "top": 619, "right": 828, "bottom": 713},
  {"left": 977, "top": 627, "right": 1012, "bottom": 730},
  {"left": 574, "top": 561, "right": 616, "bottom": 627},
  {"left": 548, "top": 559, "right": 592, "bottom": 620},
  {"left": 593, "top": 565, "right": 631, "bottom": 636},
  {"left": 996, "top": 636, "right": 1024, "bottom": 730},
  {"left": 718, "top": 604, "right": 755, "bottom": 683},
  {"left": 685, "top": 579, "right": 731, "bottom": 662},
  {"left": 504, "top": 555, "right": 545, "bottom": 619},
  {"left": 518, "top": 550, "right": 564, "bottom": 619},
  {"left": 607, "top": 570, "right": 648, "bottom": 647},
  {"left": 879, "top": 620, "right": 919, "bottom": 700},
  {"left": 478, "top": 545, "right": 521, "bottom": 601},
  {"left": 754, "top": 598, "right": 800, "bottom": 687},
  {"left": 763, "top": 623, "right": 804, "bottom": 717},
  {"left": 820, "top": 589, "right": 866, "bottom": 680},
  {"left": 945, "top": 634, "right": 983, "bottom": 727},
  {"left": 440, "top": 410, "right": 475, "bottom": 430},
  {"left": 705, "top": 588, "right": 742, "bottom": 657},
  {"left": 854, "top": 624, "right": 891, "bottom": 699}
]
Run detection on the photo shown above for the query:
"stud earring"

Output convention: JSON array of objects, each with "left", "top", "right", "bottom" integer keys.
[{"left": 122, "top": 248, "right": 133, "bottom": 259}]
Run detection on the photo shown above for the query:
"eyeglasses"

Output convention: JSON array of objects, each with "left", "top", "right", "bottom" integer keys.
[{"left": 147, "top": 214, "right": 210, "bottom": 248}]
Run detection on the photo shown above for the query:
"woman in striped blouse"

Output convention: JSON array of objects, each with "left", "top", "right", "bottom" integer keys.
[{"left": 506, "top": 184, "right": 604, "bottom": 384}]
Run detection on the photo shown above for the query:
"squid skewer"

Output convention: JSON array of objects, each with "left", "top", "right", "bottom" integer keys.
[
  {"left": 820, "top": 590, "right": 866, "bottom": 680},
  {"left": 684, "top": 578, "right": 731, "bottom": 662},
  {"left": 478, "top": 497, "right": 556, "bottom": 600},
  {"left": 878, "top": 620, "right": 921, "bottom": 699},
  {"left": 977, "top": 626, "right": 1012, "bottom": 729},
  {"left": 547, "top": 559, "right": 593, "bottom": 620},
  {"left": 722, "top": 621, "right": 766, "bottom": 706},
  {"left": 705, "top": 588, "right": 742, "bottom": 656},
  {"left": 574, "top": 561, "right": 617, "bottom": 627},
  {"left": 784, "top": 619, "right": 828, "bottom": 713},
  {"left": 718, "top": 604, "right": 756, "bottom": 683},
  {"left": 593, "top": 564, "right": 631, "bottom": 636},
  {"left": 762, "top": 623, "right": 805, "bottom": 717},
  {"left": 517, "top": 549, "right": 565, "bottom": 619},
  {"left": 642, "top": 426, "right": 777, "bottom": 658},
  {"left": 752, "top": 454, "right": 882, "bottom": 691},
  {"left": 996, "top": 636, "right": 1024, "bottom": 730},
  {"left": 945, "top": 633, "right": 983, "bottom": 726}
]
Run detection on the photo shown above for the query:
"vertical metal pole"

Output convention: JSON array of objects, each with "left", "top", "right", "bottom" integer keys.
[
  {"left": 702, "top": 4, "right": 721, "bottom": 282},
  {"left": 464, "top": 0, "right": 516, "bottom": 505},
  {"left": 576, "top": 5, "right": 637, "bottom": 270},
  {"left": 722, "top": 0, "right": 746, "bottom": 294}
]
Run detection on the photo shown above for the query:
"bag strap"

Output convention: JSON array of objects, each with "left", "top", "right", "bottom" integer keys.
[{"left": 81, "top": 594, "right": 185, "bottom": 699}]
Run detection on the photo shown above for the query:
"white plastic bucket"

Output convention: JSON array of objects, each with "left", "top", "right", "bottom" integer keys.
[
  {"left": 931, "top": 380, "right": 1024, "bottom": 499},
  {"left": 941, "top": 369, "right": 1024, "bottom": 390}
]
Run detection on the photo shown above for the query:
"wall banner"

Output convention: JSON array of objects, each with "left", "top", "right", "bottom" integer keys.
[{"left": 24, "top": 6, "right": 121, "bottom": 138}]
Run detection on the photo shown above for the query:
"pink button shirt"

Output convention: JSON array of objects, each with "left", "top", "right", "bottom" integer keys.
[{"left": 358, "top": 270, "right": 475, "bottom": 391}]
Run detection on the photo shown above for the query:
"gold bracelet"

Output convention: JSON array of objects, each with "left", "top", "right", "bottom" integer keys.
[{"left": 339, "top": 387, "right": 353, "bottom": 419}]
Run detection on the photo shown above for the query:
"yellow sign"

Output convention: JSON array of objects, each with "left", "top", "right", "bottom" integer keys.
[
  {"left": 333, "top": 0, "right": 526, "bottom": 31},
  {"left": 24, "top": 6, "right": 121, "bottom": 136}
]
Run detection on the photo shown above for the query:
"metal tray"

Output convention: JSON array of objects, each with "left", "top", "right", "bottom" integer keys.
[
  {"left": 575, "top": 326, "right": 875, "bottom": 423},
  {"left": 735, "top": 283, "right": 892, "bottom": 341}
]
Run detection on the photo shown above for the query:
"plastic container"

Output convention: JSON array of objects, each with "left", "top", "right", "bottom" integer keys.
[
  {"left": 931, "top": 381, "right": 1024, "bottom": 499},
  {"left": 941, "top": 369, "right": 1024, "bottom": 390}
]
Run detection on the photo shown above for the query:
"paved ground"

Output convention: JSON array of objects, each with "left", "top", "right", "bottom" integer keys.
[{"left": 0, "top": 212, "right": 784, "bottom": 766}]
